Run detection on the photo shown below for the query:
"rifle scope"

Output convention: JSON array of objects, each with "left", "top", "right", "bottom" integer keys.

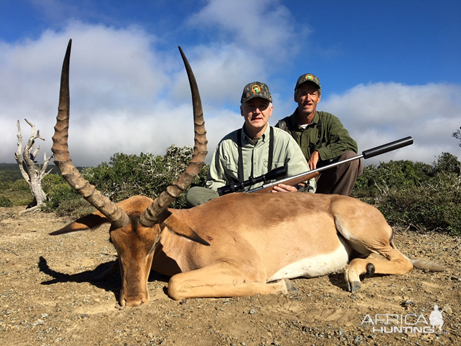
[{"left": 217, "top": 166, "right": 287, "bottom": 196}]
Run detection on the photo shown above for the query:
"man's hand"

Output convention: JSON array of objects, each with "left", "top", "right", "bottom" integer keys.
[
  {"left": 271, "top": 183, "right": 298, "bottom": 193},
  {"left": 308, "top": 151, "right": 320, "bottom": 170}
]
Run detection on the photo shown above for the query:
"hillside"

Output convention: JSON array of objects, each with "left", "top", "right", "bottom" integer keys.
[{"left": 0, "top": 163, "right": 75, "bottom": 181}]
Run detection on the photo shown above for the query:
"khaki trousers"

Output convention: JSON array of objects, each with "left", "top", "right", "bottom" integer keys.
[{"left": 315, "top": 151, "right": 364, "bottom": 196}]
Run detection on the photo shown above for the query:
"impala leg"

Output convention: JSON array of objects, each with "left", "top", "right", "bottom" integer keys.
[
  {"left": 333, "top": 201, "right": 414, "bottom": 292},
  {"left": 345, "top": 247, "right": 413, "bottom": 292},
  {"left": 167, "top": 264, "right": 296, "bottom": 300}
]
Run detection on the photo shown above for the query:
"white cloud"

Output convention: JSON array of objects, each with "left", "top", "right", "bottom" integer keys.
[
  {"left": 322, "top": 82, "right": 461, "bottom": 164},
  {"left": 187, "top": 0, "right": 306, "bottom": 62}
]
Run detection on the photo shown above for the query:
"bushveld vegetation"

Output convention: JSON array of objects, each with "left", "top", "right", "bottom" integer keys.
[
  {"left": 354, "top": 152, "right": 460, "bottom": 235},
  {"left": 0, "top": 145, "right": 208, "bottom": 216},
  {"left": 1, "top": 146, "right": 460, "bottom": 235}
]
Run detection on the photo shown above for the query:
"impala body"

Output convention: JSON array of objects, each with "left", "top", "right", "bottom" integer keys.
[{"left": 51, "top": 40, "right": 440, "bottom": 307}]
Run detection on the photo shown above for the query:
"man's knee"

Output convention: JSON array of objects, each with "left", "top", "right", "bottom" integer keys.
[
  {"left": 340, "top": 151, "right": 364, "bottom": 175},
  {"left": 339, "top": 150, "right": 357, "bottom": 160},
  {"left": 186, "top": 186, "right": 219, "bottom": 207}
]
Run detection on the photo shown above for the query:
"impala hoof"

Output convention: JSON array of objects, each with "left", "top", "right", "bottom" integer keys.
[
  {"left": 283, "top": 279, "right": 298, "bottom": 293},
  {"left": 350, "top": 281, "right": 361, "bottom": 293}
]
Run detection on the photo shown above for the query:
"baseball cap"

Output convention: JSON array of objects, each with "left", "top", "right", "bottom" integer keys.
[
  {"left": 240, "top": 81, "right": 272, "bottom": 104},
  {"left": 295, "top": 73, "right": 321, "bottom": 91}
]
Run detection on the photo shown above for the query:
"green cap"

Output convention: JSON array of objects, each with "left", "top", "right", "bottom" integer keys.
[
  {"left": 295, "top": 73, "right": 321, "bottom": 91},
  {"left": 240, "top": 81, "right": 272, "bottom": 104}
]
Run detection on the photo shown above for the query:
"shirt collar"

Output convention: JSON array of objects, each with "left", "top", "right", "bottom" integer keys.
[
  {"left": 241, "top": 124, "right": 270, "bottom": 144},
  {"left": 292, "top": 108, "right": 320, "bottom": 129}
]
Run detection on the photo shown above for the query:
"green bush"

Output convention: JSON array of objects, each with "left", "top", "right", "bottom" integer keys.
[
  {"left": 432, "top": 152, "right": 460, "bottom": 175},
  {"left": 353, "top": 153, "right": 461, "bottom": 235},
  {"left": 52, "top": 198, "right": 95, "bottom": 219},
  {"left": 11, "top": 179, "right": 31, "bottom": 191},
  {"left": 82, "top": 145, "right": 208, "bottom": 209},
  {"left": 4, "top": 145, "right": 208, "bottom": 214},
  {"left": 377, "top": 172, "right": 461, "bottom": 235},
  {"left": 42, "top": 173, "right": 83, "bottom": 213},
  {"left": 354, "top": 160, "right": 433, "bottom": 198},
  {"left": 0, "top": 179, "right": 33, "bottom": 206},
  {"left": 0, "top": 195, "right": 13, "bottom": 207}
]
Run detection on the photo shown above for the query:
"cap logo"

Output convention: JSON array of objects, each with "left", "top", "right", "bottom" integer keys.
[
  {"left": 306, "top": 74, "right": 313, "bottom": 80},
  {"left": 251, "top": 85, "right": 261, "bottom": 94}
]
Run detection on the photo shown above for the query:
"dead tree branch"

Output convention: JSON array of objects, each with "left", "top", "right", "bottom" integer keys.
[{"left": 14, "top": 119, "right": 54, "bottom": 210}]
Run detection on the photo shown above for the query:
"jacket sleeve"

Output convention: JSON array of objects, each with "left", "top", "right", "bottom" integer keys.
[{"left": 317, "top": 113, "right": 358, "bottom": 161}]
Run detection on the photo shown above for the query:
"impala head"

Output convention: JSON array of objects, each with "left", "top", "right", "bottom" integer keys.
[{"left": 51, "top": 40, "right": 208, "bottom": 306}]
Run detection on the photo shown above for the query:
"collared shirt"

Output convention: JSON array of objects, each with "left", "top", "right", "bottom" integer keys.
[
  {"left": 206, "top": 125, "right": 315, "bottom": 192},
  {"left": 276, "top": 109, "right": 358, "bottom": 163}
]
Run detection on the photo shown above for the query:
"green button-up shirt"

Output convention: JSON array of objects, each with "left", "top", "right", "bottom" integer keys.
[{"left": 206, "top": 125, "right": 315, "bottom": 192}]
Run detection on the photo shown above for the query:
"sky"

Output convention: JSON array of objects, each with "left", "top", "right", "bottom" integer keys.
[{"left": 0, "top": 0, "right": 460, "bottom": 167}]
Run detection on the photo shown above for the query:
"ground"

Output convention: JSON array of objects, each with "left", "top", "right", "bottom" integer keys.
[{"left": 1, "top": 206, "right": 460, "bottom": 346}]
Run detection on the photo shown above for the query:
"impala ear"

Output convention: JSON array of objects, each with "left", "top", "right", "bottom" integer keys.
[
  {"left": 163, "top": 213, "right": 210, "bottom": 246},
  {"left": 50, "top": 211, "right": 108, "bottom": 235}
]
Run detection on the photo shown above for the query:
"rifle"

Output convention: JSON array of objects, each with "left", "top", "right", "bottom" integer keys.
[{"left": 218, "top": 136, "right": 413, "bottom": 196}]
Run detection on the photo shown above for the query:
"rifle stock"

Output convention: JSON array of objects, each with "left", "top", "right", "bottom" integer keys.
[{"left": 248, "top": 136, "right": 413, "bottom": 194}]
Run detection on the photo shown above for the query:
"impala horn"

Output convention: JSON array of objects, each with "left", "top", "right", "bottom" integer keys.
[
  {"left": 52, "top": 39, "right": 129, "bottom": 229},
  {"left": 52, "top": 40, "right": 207, "bottom": 229},
  {"left": 139, "top": 46, "right": 207, "bottom": 227}
]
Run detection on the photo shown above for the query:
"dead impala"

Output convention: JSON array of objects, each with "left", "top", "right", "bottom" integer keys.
[{"left": 51, "top": 40, "right": 444, "bottom": 307}]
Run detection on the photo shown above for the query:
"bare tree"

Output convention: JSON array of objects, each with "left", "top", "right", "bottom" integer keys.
[{"left": 14, "top": 119, "right": 54, "bottom": 212}]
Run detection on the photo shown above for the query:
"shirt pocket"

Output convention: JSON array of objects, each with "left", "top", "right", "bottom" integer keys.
[{"left": 225, "top": 160, "right": 241, "bottom": 181}]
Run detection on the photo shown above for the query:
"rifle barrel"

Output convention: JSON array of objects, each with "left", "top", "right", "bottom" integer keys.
[
  {"left": 362, "top": 136, "right": 413, "bottom": 159},
  {"left": 248, "top": 136, "right": 413, "bottom": 193}
]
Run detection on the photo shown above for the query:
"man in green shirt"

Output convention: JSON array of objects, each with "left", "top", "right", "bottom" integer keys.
[
  {"left": 186, "top": 81, "right": 315, "bottom": 207},
  {"left": 276, "top": 73, "right": 363, "bottom": 196}
]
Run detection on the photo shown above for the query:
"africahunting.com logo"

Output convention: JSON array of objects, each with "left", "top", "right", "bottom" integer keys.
[{"left": 361, "top": 304, "right": 448, "bottom": 334}]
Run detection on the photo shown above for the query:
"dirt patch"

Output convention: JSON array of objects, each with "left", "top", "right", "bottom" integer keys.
[{"left": 1, "top": 206, "right": 460, "bottom": 345}]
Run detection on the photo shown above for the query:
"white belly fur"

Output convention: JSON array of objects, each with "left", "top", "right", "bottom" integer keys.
[{"left": 268, "top": 238, "right": 352, "bottom": 281}]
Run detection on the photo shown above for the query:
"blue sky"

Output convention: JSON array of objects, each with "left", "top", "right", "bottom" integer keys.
[{"left": 1, "top": 0, "right": 460, "bottom": 166}]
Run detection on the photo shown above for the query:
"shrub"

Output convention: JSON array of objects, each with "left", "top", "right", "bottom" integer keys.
[
  {"left": 82, "top": 145, "right": 208, "bottom": 209},
  {"left": 0, "top": 195, "right": 13, "bottom": 207},
  {"left": 0, "top": 179, "right": 34, "bottom": 206},
  {"left": 42, "top": 174, "right": 82, "bottom": 210},
  {"left": 11, "top": 179, "right": 31, "bottom": 191},
  {"left": 432, "top": 152, "right": 460, "bottom": 175},
  {"left": 354, "top": 160, "right": 432, "bottom": 198},
  {"left": 52, "top": 198, "right": 95, "bottom": 219},
  {"left": 378, "top": 172, "right": 461, "bottom": 235},
  {"left": 353, "top": 153, "right": 461, "bottom": 235}
]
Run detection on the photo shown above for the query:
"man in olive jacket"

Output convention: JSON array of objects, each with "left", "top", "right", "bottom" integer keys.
[{"left": 276, "top": 73, "right": 363, "bottom": 196}]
